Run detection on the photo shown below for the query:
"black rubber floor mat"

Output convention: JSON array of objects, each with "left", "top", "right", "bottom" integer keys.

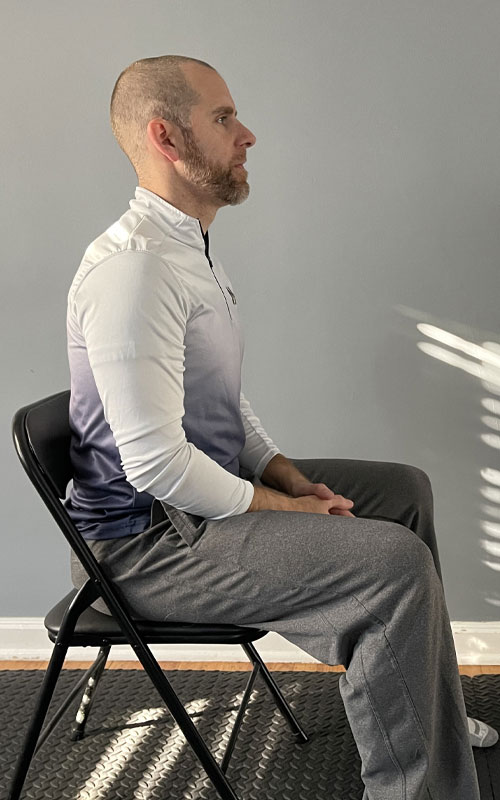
[{"left": 0, "top": 669, "right": 498, "bottom": 799}]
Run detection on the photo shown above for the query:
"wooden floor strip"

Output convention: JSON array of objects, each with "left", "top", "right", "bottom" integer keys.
[{"left": 1, "top": 661, "right": 498, "bottom": 675}]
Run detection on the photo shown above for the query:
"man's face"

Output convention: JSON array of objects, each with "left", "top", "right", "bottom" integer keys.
[{"left": 177, "top": 66, "right": 256, "bottom": 206}]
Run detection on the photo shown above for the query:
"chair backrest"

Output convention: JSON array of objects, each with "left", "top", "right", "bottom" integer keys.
[
  {"left": 14, "top": 390, "right": 73, "bottom": 500},
  {"left": 12, "top": 390, "right": 122, "bottom": 611}
]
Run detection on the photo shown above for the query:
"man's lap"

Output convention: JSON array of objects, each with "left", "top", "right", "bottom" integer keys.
[{"left": 72, "top": 458, "right": 437, "bottom": 625}]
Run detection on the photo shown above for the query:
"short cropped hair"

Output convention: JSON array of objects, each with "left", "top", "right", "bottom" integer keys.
[{"left": 110, "top": 55, "right": 216, "bottom": 177}]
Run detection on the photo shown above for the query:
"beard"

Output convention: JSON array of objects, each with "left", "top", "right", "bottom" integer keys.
[{"left": 179, "top": 126, "right": 250, "bottom": 206}]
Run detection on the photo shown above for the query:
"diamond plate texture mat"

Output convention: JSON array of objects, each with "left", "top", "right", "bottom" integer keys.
[{"left": 0, "top": 669, "right": 499, "bottom": 799}]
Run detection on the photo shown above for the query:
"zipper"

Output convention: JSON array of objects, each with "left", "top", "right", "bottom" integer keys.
[{"left": 199, "top": 221, "right": 232, "bottom": 321}]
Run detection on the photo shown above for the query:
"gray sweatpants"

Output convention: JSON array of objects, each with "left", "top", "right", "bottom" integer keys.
[{"left": 71, "top": 458, "right": 481, "bottom": 800}]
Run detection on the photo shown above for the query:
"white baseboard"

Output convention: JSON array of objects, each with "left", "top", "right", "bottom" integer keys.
[{"left": 2, "top": 618, "right": 500, "bottom": 665}]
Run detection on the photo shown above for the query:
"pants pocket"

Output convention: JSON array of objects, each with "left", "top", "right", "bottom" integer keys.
[{"left": 157, "top": 499, "right": 206, "bottom": 547}]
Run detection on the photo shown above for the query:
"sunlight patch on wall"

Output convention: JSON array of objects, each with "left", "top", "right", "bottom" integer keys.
[{"left": 415, "top": 321, "right": 500, "bottom": 597}]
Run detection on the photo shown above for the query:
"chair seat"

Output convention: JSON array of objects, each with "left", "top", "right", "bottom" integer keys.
[{"left": 45, "top": 590, "right": 268, "bottom": 646}]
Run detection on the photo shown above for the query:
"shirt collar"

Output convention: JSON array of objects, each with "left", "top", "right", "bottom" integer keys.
[{"left": 130, "top": 186, "right": 206, "bottom": 252}]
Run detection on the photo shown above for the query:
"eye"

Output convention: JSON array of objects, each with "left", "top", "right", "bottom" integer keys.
[{"left": 216, "top": 116, "right": 228, "bottom": 124}]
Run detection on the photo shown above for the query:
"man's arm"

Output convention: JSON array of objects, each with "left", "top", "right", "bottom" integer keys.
[
  {"left": 238, "top": 395, "right": 313, "bottom": 498},
  {"left": 238, "top": 392, "right": 281, "bottom": 478},
  {"left": 238, "top": 395, "right": 311, "bottom": 512},
  {"left": 238, "top": 396, "right": 335, "bottom": 511},
  {"left": 244, "top": 453, "right": 313, "bottom": 513},
  {"left": 238, "top": 393, "right": 309, "bottom": 492},
  {"left": 249, "top": 453, "right": 355, "bottom": 516},
  {"left": 260, "top": 453, "right": 311, "bottom": 496}
]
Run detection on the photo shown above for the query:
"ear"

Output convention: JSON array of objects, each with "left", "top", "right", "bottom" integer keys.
[{"left": 146, "top": 118, "right": 180, "bottom": 164}]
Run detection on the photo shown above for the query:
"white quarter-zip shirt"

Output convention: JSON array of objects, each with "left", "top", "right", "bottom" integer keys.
[{"left": 65, "top": 187, "right": 281, "bottom": 539}]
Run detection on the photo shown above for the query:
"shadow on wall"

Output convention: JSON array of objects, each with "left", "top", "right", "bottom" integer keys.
[{"left": 397, "top": 304, "right": 500, "bottom": 608}]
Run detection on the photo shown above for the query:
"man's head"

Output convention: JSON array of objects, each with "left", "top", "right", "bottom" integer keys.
[{"left": 110, "top": 55, "right": 256, "bottom": 211}]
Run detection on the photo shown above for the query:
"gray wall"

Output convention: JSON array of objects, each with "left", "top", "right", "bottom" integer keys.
[{"left": 2, "top": 0, "right": 499, "bottom": 619}]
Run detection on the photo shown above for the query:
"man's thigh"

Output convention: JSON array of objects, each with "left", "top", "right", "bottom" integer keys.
[
  {"left": 285, "top": 457, "right": 442, "bottom": 581},
  {"left": 173, "top": 502, "right": 437, "bottom": 662},
  {"left": 286, "top": 457, "right": 432, "bottom": 520}
]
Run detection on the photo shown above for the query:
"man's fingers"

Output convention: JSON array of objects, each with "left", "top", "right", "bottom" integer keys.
[
  {"left": 334, "top": 495, "right": 354, "bottom": 507},
  {"left": 326, "top": 494, "right": 355, "bottom": 516}
]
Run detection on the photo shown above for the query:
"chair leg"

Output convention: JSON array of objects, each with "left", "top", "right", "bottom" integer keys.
[
  {"left": 7, "top": 580, "right": 99, "bottom": 800},
  {"left": 70, "top": 644, "right": 111, "bottom": 741},
  {"left": 132, "top": 641, "right": 242, "bottom": 800},
  {"left": 220, "top": 660, "right": 262, "bottom": 773},
  {"left": 241, "top": 642, "right": 309, "bottom": 742},
  {"left": 31, "top": 648, "right": 108, "bottom": 754},
  {"left": 7, "top": 641, "right": 68, "bottom": 800}
]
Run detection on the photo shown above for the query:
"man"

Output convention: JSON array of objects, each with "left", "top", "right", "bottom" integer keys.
[{"left": 67, "top": 55, "right": 493, "bottom": 798}]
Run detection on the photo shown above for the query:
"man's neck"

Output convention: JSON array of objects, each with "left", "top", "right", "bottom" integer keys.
[{"left": 138, "top": 179, "right": 217, "bottom": 235}]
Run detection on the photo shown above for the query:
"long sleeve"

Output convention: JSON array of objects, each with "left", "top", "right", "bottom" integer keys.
[
  {"left": 73, "top": 250, "right": 254, "bottom": 519},
  {"left": 238, "top": 391, "right": 281, "bottom": 479}
]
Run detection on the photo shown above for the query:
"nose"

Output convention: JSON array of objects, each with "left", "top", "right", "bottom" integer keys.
[{"left": 237, "top": 120, "right": 256, "bottom": 148}]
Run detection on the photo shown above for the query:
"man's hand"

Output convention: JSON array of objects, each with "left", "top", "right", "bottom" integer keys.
[
  {"left": 290, "top": 479, "right": 356, "bottom": 517},
  {"left": 257, "top": 455, "right": 355, "bottom": 516}
]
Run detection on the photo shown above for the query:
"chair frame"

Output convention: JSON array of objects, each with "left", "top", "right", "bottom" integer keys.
[{"left": 9, "top": 389, "right": 309, "bottom": 800}]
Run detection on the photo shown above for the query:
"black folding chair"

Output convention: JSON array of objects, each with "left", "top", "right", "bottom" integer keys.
[{"left": 9, "top": 389, "right": 309, "bottom": 800}]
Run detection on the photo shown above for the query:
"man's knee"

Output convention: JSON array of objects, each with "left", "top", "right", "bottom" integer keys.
[
  {"left": 377, "top": 520, "right": 436, "bottom": 583},
  {"left": 390, "top": 463, "right": 434, "bottom": 507}
]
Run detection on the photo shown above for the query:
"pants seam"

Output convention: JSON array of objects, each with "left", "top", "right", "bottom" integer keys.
[
  {"left": 319, "top": 605, "right": 436, "bottom": 800},
  {"left": 379, "top": 631, "right": 435, "bottom": 800},
  {"left": 382, "top": 630, "right": 436, "bottom": 788},
  {"left": 323, "top": 572, "right": 433, "bottom": 759},
  {"left": 359, "top": 633, "right": 406, "bottom": 798}
]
